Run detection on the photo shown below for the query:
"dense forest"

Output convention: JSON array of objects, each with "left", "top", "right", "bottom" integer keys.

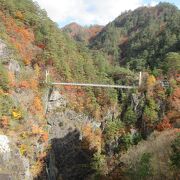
[
  {"left": 90, "top": 3, "right": 180, "bottom": 71},
  {"left": 0, "top": 0, "right": 179, "bottom": 179}
]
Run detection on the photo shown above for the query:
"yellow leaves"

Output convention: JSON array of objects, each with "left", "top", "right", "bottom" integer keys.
[
  {"left": 20, "top": 132, "right": 29, "bottom": 139},
  {"left": 12, "top": 110, "right": 22, "bottom": 120},
  {"left": 147, "top": 75, "right": 156, "bottom": 87},
  {"left": 32, "top": 125, "right": 44, "bottom": 135},
  {"left": 31, "top": 125, "right": 48, "bottom": 143},
  {"left": 23, "top": 58, "right": 31, "bottom": 66},
  {"left": 30, "top": 160, "right": 44, "bottom": 177},
  {"left": 19, "top": 144, "right": 27, "bottom": 156},
  {"left": 34, "top": 64, "right": 40, "bottom": 78},
  {"left": 15, "top": 11, "right": 24, "bottom": 20}
]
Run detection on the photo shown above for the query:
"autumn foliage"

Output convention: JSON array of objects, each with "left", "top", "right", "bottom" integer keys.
[
  {"left": 147, "top": 75, "right": 156, "bottom": 88},
  {"left": 82, "top": 123, "right": 102, "bottom": 152},
  {"left": 157, "top": 116, "right": 172, "bottom": 131},
  {"left": 0, "top": 11, "right": 35, "bottom": 65},
  {"left": 32, "top": 96, "right": 43, "bottom": 113},
  {"left": 0, "top": 116, "right": 9, "bottom": 128}
]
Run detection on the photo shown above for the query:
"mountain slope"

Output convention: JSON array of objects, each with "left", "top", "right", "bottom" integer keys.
[
  {"left": 63, "top": 22, "right": 103, "bottom": 43},
  {"left": 0, "top": 0, "right": 119, "bottom": 119},
  {"left": 90, "top": 3, "right": 180, "bottom": 70},
  {"left": 0, "top": 0, "right": 179, "bottom": 179}
]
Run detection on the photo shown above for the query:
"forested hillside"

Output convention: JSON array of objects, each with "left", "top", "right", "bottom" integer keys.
[
  {"left": 0, "top": 0, "right": 122, "bottom": 119},
  {"left": 90, "top": 3, "right": 180, "bottom": 71},
  {"left": 63, "top": 22, "right": 103, "bottom": 43},
  {"left": 0, "top": 0, "right": 179, "bottom": 179}
]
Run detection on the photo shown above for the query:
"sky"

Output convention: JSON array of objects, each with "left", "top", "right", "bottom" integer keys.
[{"left": 33, "top": 0, "right": 180, "bottom": 27}]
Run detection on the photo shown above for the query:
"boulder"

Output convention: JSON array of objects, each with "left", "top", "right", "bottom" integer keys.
[
  {"left": 47, "top": 89, "right": 67, "bottom": 112},
  {"left": 49, "top": 90, "right": 62, "bottom": 101}
]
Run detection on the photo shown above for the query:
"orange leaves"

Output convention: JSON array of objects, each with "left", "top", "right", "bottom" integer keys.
[
  {"left": 82, "top": 123, "right": 102, "bottom": 152},
  {"left": 0, "top": 11, "right": 35, "bottom": 65},
  {"left": 30, "top": 160, "right": 44, "bottom": 177},
  {"left": 18, "top": 79, "right": 39, "bottom": 90},
  {"left": 32, "top": 96, "right": 43, "bottom": 112},
  {"left": 31, "top": 125, "right": 48, "bottom": 143},
  {"left": 8, "top": 72, "right": 15, "bottom": 87},
  {"left": 157, "top": 117, "right": 172, "bottom": 131},
  {"left": 41, "top": 132, "right": 48, "bottom": 142},
  {"left": 18, "top": 80, "right": 30, "bottom": 89},
  {"left": 30, "top": 79, "right": 39, "bottom": 90},
  {"left": 32, "top": 125, "right": 44, "bottom": 135},
  {"left": 0, "top": 116, "right": 9, "bottom": 128}
]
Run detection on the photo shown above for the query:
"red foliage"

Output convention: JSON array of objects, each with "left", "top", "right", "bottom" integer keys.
[
  {"left": 156, "top": 116, "right": 172, "bottom": 131},
  {"left": 0, "top": 11, "right": 35, "bottom": 65},
  {"left": 37, "top": 43, "right": 46, "bottom": 49}
]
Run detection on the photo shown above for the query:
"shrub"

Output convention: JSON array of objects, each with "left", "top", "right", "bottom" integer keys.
[
  {"left": 143, "top": 97, "right": 158, "bottom": 125},
  {"left": 19, "top": 144, "right": 28, "bottom": 156},
  {"left": 18, "top": 80, "right": 30, "bottom": 89},
  {"left": 123, "top": 107, "right": 137, "bottom": 126},
  {"left": 132, "top": 132, "right": 142, "bottom": 145},
  {"left": 91, "top": 152, "right": 108, "bottom": 176},
  {"left": 121, "top": 133, "right": 133, "bottom": 150},
  {"left": 0, "top": 94, "right": 14, "bottom": 118},
  {"left": 0, "top": 116, "right": 9, "bottom": 128},
  {"left": 157, "top": 116, "right": 172, "bottom": 131},
  {"left": 146, "top": 75, "right": 156, "bottom": 88},
  {"left": 82, "top": 123, "right": 102, "bottom": 152},
  {"left": 0, "top": 63, "right": 9, "bottom": 91},
  {"left": 32, "top": 96, "right": 43, "bottom": 112},
  {"left": 104, "top": 119, "right": 124, "bottom": 142},
  {"left": 12, "top": 109, "right": 22, "bottom": 120}
]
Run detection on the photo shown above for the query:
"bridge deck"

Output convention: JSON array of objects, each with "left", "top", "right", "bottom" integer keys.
[{"left": 51, "top": 82, "right": 137, "bottom": 89}]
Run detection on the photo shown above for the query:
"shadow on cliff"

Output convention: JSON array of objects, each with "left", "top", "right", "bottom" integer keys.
[{"left": 36, "top": 129, "right": 95, "bottom": 180}]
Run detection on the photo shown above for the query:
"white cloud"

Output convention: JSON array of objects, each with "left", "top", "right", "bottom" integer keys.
[
  {"left": 34, "top": 0, "right": 144, "bottom": 26},
  {"left": 144, "top": 0, "right": 159, "bottom": 7}
]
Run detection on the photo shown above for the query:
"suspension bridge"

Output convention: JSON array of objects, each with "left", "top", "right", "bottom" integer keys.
[{"left": 45, "top": 71, "right": 142, "bottom": 89}]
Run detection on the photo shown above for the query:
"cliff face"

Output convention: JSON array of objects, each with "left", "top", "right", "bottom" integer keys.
[
  {"left": 0, "top": 38, "right": 48, "bottom": 179},
  {"left": 0, "top": 135, "right": 32, "bottom": 179},
  {"left": 39, "top": 88, "right": 102, "bottom": 179}
]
